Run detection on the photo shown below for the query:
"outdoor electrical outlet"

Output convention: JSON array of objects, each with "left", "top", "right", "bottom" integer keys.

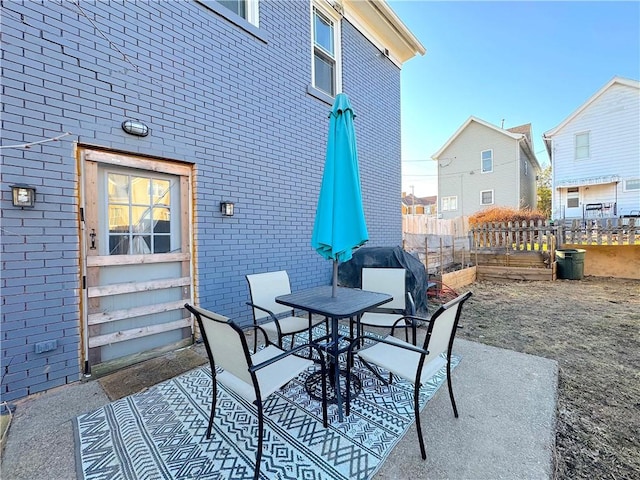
[{"left": 34, "top": 340, "right": 58, "bottom": 354}]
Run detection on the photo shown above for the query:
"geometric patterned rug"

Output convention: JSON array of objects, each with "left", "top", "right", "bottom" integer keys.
[{"left": 74, "top": 332, "right": 460, "bottom": 480}]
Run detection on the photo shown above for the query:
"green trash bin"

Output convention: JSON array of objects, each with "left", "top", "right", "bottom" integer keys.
[{"left": 556, "top": 249, "right": 586, "bottom": 280}]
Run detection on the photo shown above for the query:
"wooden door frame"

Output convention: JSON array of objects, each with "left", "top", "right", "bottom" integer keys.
[{"left": 77, "top": 147, "right": 195, "bottom": 376}]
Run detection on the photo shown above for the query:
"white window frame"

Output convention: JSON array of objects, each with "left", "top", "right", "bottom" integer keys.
[
  {"left": 441, "top": 196, "right": 458, "bottom": 212},
  {"left": 481, "top": 149, "right": 493, "bottom": 173},
  {"left": 311, "top": 1, "right": 342, "bottom": 98},
  {"left": 575, "top": 132, "right": 590, "bottom": 160},
  {"left": 480, "top": 190, "right": 494, "bottom": 206},
  {"left": 624, "top": 178, "right": 640, "bottom": 192},
  {"left": 216, "top": 0, "right": 259, "bottom": 25},
  {"left": 523, "top": 159, "right": 528, "bottom": 176}
]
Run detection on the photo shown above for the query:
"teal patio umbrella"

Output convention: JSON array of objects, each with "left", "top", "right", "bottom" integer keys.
[{"left": 311, "top": 93, "right": 369, "bottom": 297}]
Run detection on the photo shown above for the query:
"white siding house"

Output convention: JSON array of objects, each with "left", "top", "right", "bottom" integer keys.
[
  {"left": 432, "top": 117, "right": 541, "bottom": 219},
  {"left": 543, "top": 76, "right": 640, "bottom": 221}
]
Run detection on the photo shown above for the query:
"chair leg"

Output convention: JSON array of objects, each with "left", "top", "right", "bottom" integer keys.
[
  {"left": 253, "top": 322, "right": 258, "bottom": 353},
  {"left": 320, "top": 359, "right": 328, "bottom": 427},
  {"left": 446, "top": 358, "right": 459, "bottom": 418},
  {"left": 414, "top": 384, "right": 427, "bottom": 460},
  {"left": 206, "top": 382, "right": 217, "bottom": 439},
  {"left": 254, "top": 401, "right": 264, "bottom": 480},
  {"left": 345, "top": 354, "right": 352, "bottom": 416}
]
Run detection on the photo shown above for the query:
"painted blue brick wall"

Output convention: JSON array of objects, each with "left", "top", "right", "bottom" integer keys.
[{"left": 1, "top": 0, "right": 403, "bottom": 402}]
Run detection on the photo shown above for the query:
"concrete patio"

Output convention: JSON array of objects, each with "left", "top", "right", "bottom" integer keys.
[{"left": 1, "top": 337, "right": 558, "bottom": 480}]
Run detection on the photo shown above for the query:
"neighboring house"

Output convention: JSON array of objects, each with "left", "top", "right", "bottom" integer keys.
[
  {"left": 401, "top": 193, "right": 437, "bottom": 215},
  {"left": 542, "top": 76, "right": 640, "bottom": 221},
  {"left": 432, "top": 117, "right": 541, "bottom": 220},
  {"left": 0, "top": 0, "right": 424, "bottom": 402}
]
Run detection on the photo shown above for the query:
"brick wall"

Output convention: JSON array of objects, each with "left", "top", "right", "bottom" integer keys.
[{"left": 0, "top": 0, "right": 403, "bottom": 402}]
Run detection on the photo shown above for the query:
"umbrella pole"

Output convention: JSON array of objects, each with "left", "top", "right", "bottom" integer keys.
[{"left": 332, "top": 260, "right": 338, "bottom": 298}]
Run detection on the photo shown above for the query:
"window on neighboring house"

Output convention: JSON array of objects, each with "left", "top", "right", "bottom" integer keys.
[
  {"left": 567, "top": 187, "right": 579, "bottom": 208},
  {"left": 575, "top": 132, "right": 589, "bottom": 160},
  {"left": 481, "top": 149, "right": 493, "bottom": 173},
  {"left": 441, "top": 196, "right": 458, "bottom": 211},
  {"left": 523, "top": 160, "right": 528, "bottom": 176},
  {"left": 211, "top": 0, "right": 259, "bottom": 26},
  {"left": 312, "top": 3, "right": 341, "bottom": 97},
  {"left": 480, "top": 190, "right": 494, "bottom": 205},
  {"left": 624, "top": 179, "right": 640, "bottom": 191}
]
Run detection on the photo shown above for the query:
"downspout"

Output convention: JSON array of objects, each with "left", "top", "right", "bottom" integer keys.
[{"left": 516, "top": 139, "right": 521, "bottom": 208}]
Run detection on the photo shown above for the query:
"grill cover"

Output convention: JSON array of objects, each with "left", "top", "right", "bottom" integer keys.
[{"left": 338, "top": 246, "right": 429, "bottom": 315}]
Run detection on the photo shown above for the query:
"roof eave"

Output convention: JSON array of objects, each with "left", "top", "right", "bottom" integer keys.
[
  {"left": 544, "top": 76, "right": 640, "bottom": 138},
  {"left": 343, "top": 0, "right": 426, "bottom": 65}
]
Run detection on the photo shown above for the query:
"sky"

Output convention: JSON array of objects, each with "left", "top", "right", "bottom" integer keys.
[{"left": 386, "top": 1, "right": 640, "bottom": 197}]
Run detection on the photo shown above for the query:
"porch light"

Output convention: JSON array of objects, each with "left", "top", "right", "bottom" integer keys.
[
  {"left": 11, "top": 184, "right": 36, "bottom": 208},
  {"left": 121, "top": 119, "right": 150, "bottom": 137},
  {"left": 220, "top": 201, "right": 235, "bottom": 217}
]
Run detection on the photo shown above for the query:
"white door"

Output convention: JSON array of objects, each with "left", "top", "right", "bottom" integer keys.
[
  {"left": 565, "top": 187, "right": 582, "bottom": 218},
  {"left": 79, "top": 149, "right": 193, "bottom": 374}
]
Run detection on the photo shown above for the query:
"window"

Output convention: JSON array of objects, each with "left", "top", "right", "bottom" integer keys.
[
  {"left": 107, "top": 172, "right": 175, "bottom": 255},
  {"left": 523, "top": 160, "right": 528, "bottom": 176},
  {"left": 567, "top": 187, "right": 579, "bottom": 208},
  {"left": 624, "top": 179, "right": 640, "bottom": 191},
  {"left": 481, "top": 149, "right": 493, "bottom": 173},
  {"left": 441, "top": 196, "right": 458, "bottom": 211},
  {"left": 480, "top": 190, "right": 494, "bottom": 205},
  {"left": 575, "top": 132, "right": 589, "bottom": 160},
  {"left": 214, "top": 0, "right": 259, "bottom": 25},
  {"left": 312, "top": 3, "right": 341, "bottom": 97}
]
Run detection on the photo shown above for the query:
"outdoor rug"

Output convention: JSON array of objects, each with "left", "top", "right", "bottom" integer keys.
[{"left": 75, "top": 337, "right": 460, "bottom": 480}]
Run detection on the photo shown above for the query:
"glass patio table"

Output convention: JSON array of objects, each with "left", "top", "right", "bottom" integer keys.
[{"left": 275, "top": 285, "right": 392, "bottom": 421}]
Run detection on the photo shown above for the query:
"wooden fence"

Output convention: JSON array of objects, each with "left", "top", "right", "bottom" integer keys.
[
  {"left": 558, "top": 218, "right": 637, "bottom": 246},
  {"left": 470, "top": 220, "right": 555, "bottom": 251},
  {"left": 404, "top": 217, "right": 637, "bottom": 281}
]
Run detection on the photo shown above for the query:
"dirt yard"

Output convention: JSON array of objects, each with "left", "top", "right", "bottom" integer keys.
[{"left": 453, "top": 276, "right": 640, "bottom": 480}]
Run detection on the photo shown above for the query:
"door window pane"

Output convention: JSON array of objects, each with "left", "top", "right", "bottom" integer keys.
[{"left": 106, "top": 172, "right": 176, "bottom": 255}]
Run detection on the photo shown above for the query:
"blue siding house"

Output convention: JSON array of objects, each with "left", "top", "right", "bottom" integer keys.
[{"left": 0, "top": 0, "right": 424, "bottom": 402}]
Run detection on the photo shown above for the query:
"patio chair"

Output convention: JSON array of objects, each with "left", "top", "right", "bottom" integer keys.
[
  {"left": 346, "top": 291, "right": 472, "bottom": 460},
  {"left": 184, "top": 303, "right": 328, "bottom": 480},
  {"left": 350, "top": 268, "right": 416, "bottom": 344},
  {"left": 246, "top": 270, "right": 328, "bottom": 350}
]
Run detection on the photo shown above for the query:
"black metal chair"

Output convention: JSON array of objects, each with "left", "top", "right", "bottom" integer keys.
[
  {"left": 185, "top": 303, "right": 328, "bottom": 480},
  {"left": 350, "top": 268, "right": 416, "bottom": 344},
  {"left": 246, "top": 270, "right": 328, "bottom": 350},
  {"left": 346, "top": 291, "right": 472, "bottom": 460}
]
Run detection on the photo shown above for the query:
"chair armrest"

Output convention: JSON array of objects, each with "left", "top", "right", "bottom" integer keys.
[
  {"left": 241, "top": 324, "right": 272, "bottom": 347},
  {"left": 406, "top": 291, "right": 416, "bottom": 315},
  {"left": 347, "top": 333, "right": 429, "bottom": 357},
  {"left": 249, "top": 342, "right": 326, "bottom": 373},
  {"left": 246, "top": 301, "right": 279, "bottom": 322}
]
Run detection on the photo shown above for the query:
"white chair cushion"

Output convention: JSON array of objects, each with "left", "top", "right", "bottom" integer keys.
[
  {"left": 217, "top": 345, "right": 313, "bottom": 402},
  {"left": 357, "top": 335, "right": 446, "bottom": 385},
  {"left": 261, "top": 315, "right": 323, "bottom": 336},
  {"left": 359, "top": 311, "right": 404, "bottom": 328}
]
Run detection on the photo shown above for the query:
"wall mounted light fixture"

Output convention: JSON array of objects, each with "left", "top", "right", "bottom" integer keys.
[
  {"left": 11, "top": 184, "right": 36, "bottom": 208},
  {"left": 220, "top": 201, "right": 235, "bottom": 217},
  {"left": 121, "top": 119, "right": 150, "bottom": 137}
]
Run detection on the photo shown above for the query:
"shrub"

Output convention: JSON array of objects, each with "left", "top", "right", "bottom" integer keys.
[{"left": 469, "top": 206, "right": 547, "bottom": 225}]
